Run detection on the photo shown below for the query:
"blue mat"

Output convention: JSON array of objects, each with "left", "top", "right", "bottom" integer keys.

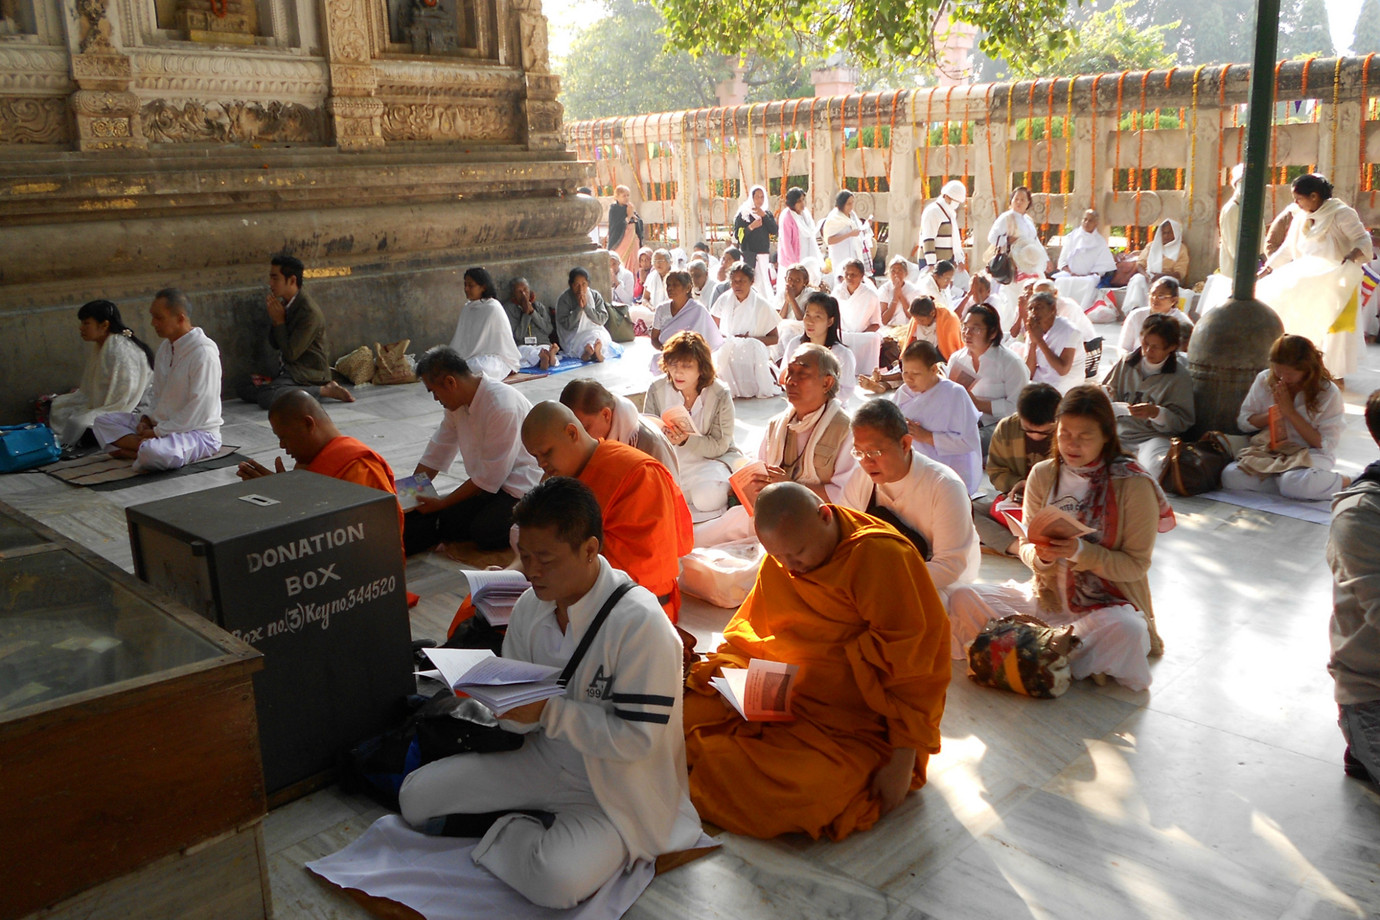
[{"left": 518, "top": 347, "right": 624, "bottom": 376}]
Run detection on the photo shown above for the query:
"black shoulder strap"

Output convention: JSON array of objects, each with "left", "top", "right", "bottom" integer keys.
[{"left": 558, "top": 582, "right": 634, "bottom": 687}]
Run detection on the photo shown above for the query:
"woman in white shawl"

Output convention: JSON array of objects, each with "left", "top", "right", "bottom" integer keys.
[
  {"left": 710, "top": 261, "right": 780, "bottom": 398},
  {"left": 732, "top": 185, "right": 779, "bottom": 300},
  {"left": 450, "top": 267, "right": 523, "bottom": 379},
  {"left": 821, "top": 189, "right": 872, "bottom": 282},
  {"left": 989, "top": 186, "right": 1046, "bottom": 324},
  {"left": 1257, "top": 173, "right": 1374, "bottom": 380},
  {"left": 776, "top": 186, "right": 823, "bottom": 295},
  {"left": 1121, "top": 218, "right": 1189, "bottom": 318},
  {"left": 893, "top": 340, "right": 983, "bottom": 493},
  {"left": 648, "top": 270, "right": 722, "bottom": 371},
  {"left": 49, "top": 300, "right": 155, "bottom": 448},
  {"left": 636, "top": 248, "right": 672, "bottom": 327}
]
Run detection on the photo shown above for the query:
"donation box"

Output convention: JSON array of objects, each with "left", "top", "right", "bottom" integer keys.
[{"left": 126, "top": 470, "right": 414, "bottom": 797}]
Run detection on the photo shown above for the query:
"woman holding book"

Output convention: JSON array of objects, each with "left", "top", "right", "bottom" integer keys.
[
  {"left": 1220, "top": 334, "right": 1347, "bottom": 500},
  {"left": 945, "top": 386, "right": 1176, "bottom": 690},
  {"left": 643, "top": 331, "right": 743, "bottom": 521}
]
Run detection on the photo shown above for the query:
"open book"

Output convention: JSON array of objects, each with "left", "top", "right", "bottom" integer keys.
[
  {"left": 992, "top": 494, "right": 1024, "bottom": 534},
  {"left": 1005, "top": 505, "right": 1096, "bottom": 545},
  {"left": 729, "top": 460, "right": 768, "bottom": 515},
  {"left": 661, "top": 405, "right": 698, "bottom": 438},
  {"left": 394, "top": 472, "right": 439, "bottom": 512},
  {"left": 710, "top": 658, "right": 798, "bottom": 721},
  {"left": 424, "top": 647, "right": 563, "bottom": 714},
  {"left": 463, "top": 569, "right": 531, "bottom": 627}
]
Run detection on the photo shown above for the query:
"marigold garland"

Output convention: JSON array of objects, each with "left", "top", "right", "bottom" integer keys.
[
  {"left": 1301, "top": 58, "right": 1316, "bottom": 174},
  {"left": 943, "top": 85, "right": 957, "bottom": 186},
  {"left": 1005, "top": 83, "right": 1015, "bottom": 196},
  {"left": 1216, "top": 64, "right": 1231, "bottom": 219},
  {"left": 1135, "top": 71, "right": 1150, "bottom": 247},
  {"left": 1115, "top": 72, "right": 1128, "bottom": 206},
  {"left": 1026, "top": 80, "right": 1038, "bottom": 190},
  {"left": 884, "top": 89, "right": 903, "bottom": 190},
  {"left": 985, "top": 82, "right": 1000, "bottom": 217},
  {"left": 1271, "top": 61, "right": 1284, "bottom": 215},
  {"left": 923, "top": 89, "right": 935, "bottom": 195},
  {"left": 1364, "top": 55, "right": 1375, "bottom": 202},
  {"left": 1063, "top": 78, "right": 1074, "bottom": 236},
  {"left": 1330, "top": 57, "right": 1343, "bottom": 181}
]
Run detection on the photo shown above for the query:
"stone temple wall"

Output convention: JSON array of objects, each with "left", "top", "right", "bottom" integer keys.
[{"left": 0, "top": 0, "right": 601, "bottom": 422}]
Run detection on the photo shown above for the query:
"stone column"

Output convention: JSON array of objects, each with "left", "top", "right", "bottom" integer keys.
[
  {"left": 66, "top": 0, "right": 146, "bottom": 151},
  {"left": 887, "top": 92, "right": 920, "bottom": 262},
  {"left": 1183, "top": 71, "right": 1226, "bottom": 282},
  {"left": 513, "top": 0, "right": 562, "bottom": 150},
  {"left": 970, "top": 87, "right": 1008, "bottom": 263},
  {"left": 1322, "top": 63, "right": 1364, "bottom": 209},
  {"left": 675, "top": 112, "right": 703, "bottom": 246},
  {"left": 808, "top": 98, "right": 836, "bottom": 218},
  {"left": 1070, "top": 79, "right": 1097, "bottom": 229},
  {"left": 320, "top": 0, "right": 384, "bottom": 150}
]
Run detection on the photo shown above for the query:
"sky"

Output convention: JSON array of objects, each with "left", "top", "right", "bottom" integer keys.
[{"left": 542, "top": 0, "right": 1369, "bottom": 67}]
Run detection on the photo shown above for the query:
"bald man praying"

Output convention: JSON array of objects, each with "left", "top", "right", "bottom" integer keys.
[
  {"left": 682, "top": 482, "right": 952, "bottom": 840},
  {"left": 521, "top": 400, "right": 693, "bottom": 622},
  {"left": 93, "top": 287, "right": 224, "bottom": 472}
]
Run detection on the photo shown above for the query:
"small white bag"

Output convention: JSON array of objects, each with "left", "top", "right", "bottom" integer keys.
[{"left": 679, "top": 539, "right": 765, "bottom": 609}]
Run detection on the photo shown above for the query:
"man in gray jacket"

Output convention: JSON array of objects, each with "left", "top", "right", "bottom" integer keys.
[{"left": 1327, "top": 389, "right": 1380, "bottom": 784}]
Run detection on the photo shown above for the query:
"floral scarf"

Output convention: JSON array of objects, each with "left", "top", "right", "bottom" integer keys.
[{"left": 1061, "top": 456, "right": 1176, "bottom": 613}]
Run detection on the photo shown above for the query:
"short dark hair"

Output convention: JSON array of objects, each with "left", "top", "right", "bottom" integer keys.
[
  {"left": 271, "top": 254, "right": 305, "bottom": 289},
  {"left": 852, "top": 394, "right": 908, "bottom": 441},
  {"left": 1151, "top": 275, "right": 1181, "bottom": 298},
  {"left": 153, "top": 287, "right": 190, "bottom": 316},
  {"left": 576, "top": 186, "right": 593, "bottom": 195},
  {"left": 1056, "top": 385, "right": 1126, "bottom": 466},
  {"left": 415, "top": 346, "right": 471, "bottom": 380},
  {"left": 786, "top": 187, "right": 807, "bottom": 209},
  {"left": 723, "top": 246, "right": 742, "bottom": 261},
  {"left": 909, "top": 296, "right": 936, "bottom": 318},
  {"left": 568, "top": 266, "right": 590, "bottom": 286},
  {"left": 1366, "top": 389, "right": 1380, "bottom": 445},
  {"left": 902, "top": 340, "right": 943, "bottom": 368},
  {"left": 464, "top": 267, "right": 498, "bottom": 300},
  {"left": 559, "top": 378, "right": 616, "bottom": 414},
  {"left": 729, "top": 260, "right": 755, "bottom": 282},
  {"left": 1017, "top": 382, "right": 1062, "bottom": 425},
  {"left": 934, "top": 259, "right": 955, "bottom": 276},
  {"left": 512, "top": 476, "right": 603, "bottom": 550},
  {"left": 693, "top": 241, "right": 710, "bottom": 253},
  {"left": 1292, "top": 172, "right": 1334, "bottom": 201},
  {"left": 835, "top": 189, "right": 854, "bottom": 210},
  {"left": 965, "top": 302, "right": 1003, "bottom": 346}
]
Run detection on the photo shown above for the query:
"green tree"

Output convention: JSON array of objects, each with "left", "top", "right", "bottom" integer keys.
[
  {"left": 1354, "top": 0, "right": 1380, "bottom": 55},
  {"left": 1119, "top": 0, "right": 1256, "bottom": 65},
  {"left": 1010, "top": 2, "right": 1177, "bottom": 77},
  {"left": 652, "top": 0, "right": 1082, "bottom": 74},
  {"left": 1278, "top": 0, "right": 1334, "bottom": 58}
]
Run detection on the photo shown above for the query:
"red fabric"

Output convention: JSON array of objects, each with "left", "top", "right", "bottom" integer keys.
[{"left": 578, "top": 439, "right": 694, "bottom": 621}]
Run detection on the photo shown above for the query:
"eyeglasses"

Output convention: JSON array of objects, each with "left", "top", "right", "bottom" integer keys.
[
  {"left": 1020, "top": 425, "right": 1055, "bottom": 440},
  {"left": 850, "top": 448, "right": 888, "bottom": 460}
]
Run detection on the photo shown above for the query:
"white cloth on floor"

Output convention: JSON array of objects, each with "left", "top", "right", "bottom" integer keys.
[
  {"left": 49, "top": 333, "right": 152, "bottom": 447},
  {"left": 1221, "top": 462, "right": 1344, "bottom": 501},
  {"left": 839, "top": 331, "right": 881, "bottom": 380},
  {"left": 91, "top": 412, "right": 222, "bottom": 472},
  {"left": 1052, "top": 275, "right": 1101, "bottom": 315},
  {"left": 307, "top": 815, "right": 716, "bottom": 920},
  {"left": 946, "top": 582, "right": 1152, "bottom": 690},
  {"left": 451, "top": 297, "right": 523, "bottom": 379}
]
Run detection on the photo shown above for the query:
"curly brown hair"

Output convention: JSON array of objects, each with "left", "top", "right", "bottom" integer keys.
[
  {"left": 659, "top": 331, "right": 716, "bottom": 391},
  {"left": 1268, "top": 334, "right": 1333, "bottom": 414}
]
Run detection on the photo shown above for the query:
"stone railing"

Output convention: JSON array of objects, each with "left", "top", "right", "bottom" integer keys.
[{"left": 566, "top": 56, "right": 1380, "bottom": 284}]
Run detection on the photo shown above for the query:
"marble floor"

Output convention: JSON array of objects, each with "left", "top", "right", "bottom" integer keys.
[{"left": 4, "top": 325, "right": 1379, "bottom": 920}]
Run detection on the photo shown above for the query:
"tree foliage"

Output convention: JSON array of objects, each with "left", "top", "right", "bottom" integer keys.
[
  {"left": 651, "top": 0, "right": 1082, "bottom": 74},
  {"left": 1277, "top": 0, "right": 1334, "bottom": 58},
  {"left": 1354, "top": 0, "right": 1380, "bottom": 55},
  {"left": 1010, "top": 2, "right": 1177, "bottom": 77}
]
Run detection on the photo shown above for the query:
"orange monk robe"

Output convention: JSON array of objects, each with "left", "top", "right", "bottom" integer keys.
[
  {"left": 578, "top": 438, "right": 694, "bottom": 622},
  {"left": 299, "top": 435, "right": 404, "bottom": 548},
  {"left": 683, "top": 506, "right": 951, "bottom": 841},
  {"left": 905, "top": 306, "right": 963, "bottom": 360}
]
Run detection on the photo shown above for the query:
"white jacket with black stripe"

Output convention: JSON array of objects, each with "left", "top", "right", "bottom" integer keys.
[{"left": 500, "top": 557, "right": 703, "bottom": 861}]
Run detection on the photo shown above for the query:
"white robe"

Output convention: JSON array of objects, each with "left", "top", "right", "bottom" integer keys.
[
  {"left": 830, "top": 279, "right": 883, "bottom": 333},
  {"left": 1056, "top": 226, "right": 1116, "bottom": 277},
  {"left": 892, "top": 379, "right": 983, "bottom": 493},
  {"left": 776, "top": 206, "right": 823, "bottom": 294},
  {"left": 877, "top": 279, "right": 924, "bottom": 328},
  {"left": 821, "top": 208, "right": 871, "bottom": 280},
  {"left": 709, "top": 289, "right": 780, "bottom": 399},
  {"left": 1258, "top": 198, "right": 1373, "bottom": 378},
  {"left": 946, "top": 343, "right": 1030, "bottom": 425},
  {"left": 989, "top": 209, "right": 1046, "bottom": 273},
  {"left": 50, "top": 334, "right": 152, "bottom": 447},
  {"left": 451, "top": 297, "right": 522, "bottom": 379}
]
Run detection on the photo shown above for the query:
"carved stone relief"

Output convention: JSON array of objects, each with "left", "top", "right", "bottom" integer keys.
[
  {"left": 176, "top": 0, "right": 260, "bottom": 44},
  {"left": 0, "top": 96, "right": 72, "bottom": 143},
  {"left": 130, "top": 51, "right": 329, "bottom": 102},
  {"left": 380, "top": 100, "right": 518, "bottom": 141},
  {"left": 141, "top": 99, "right": 323, "bottom": 143}
]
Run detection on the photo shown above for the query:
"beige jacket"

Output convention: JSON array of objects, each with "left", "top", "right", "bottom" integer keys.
[{"left": 1018, "top": 459, "right": 1165, "bottom": 655}]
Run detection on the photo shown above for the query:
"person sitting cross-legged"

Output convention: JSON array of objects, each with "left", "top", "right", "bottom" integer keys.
[
  {"left": 403, "top": 347, "right": 542, "bottom": 557},
  {"left": 973, "top": 382, "right": 1061, "bottom": 556},
  {"left": 93, "top": 288, "right": 224, "bottom": 472},
  {"left": 682, "top": 481, "right": 951, "bottom": 840},
  {"left": 399, "top": 477, "right": 703, "bottom": 909},
  {"left": 839, "top": 398, "right": 979, "bottom": 607}
]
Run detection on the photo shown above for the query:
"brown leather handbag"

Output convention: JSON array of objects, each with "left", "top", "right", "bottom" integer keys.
[{"left": 1158, "top": 431, "right": 1233, "bottom": 496}]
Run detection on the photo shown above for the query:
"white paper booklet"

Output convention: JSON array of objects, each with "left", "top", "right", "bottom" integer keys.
[
  {"left": 424, "top": 647, "right": 564, "bottom": 713},
  {"left": 710, "top": 658, "right": 798, "bottom": 722},
  {"left": 462, "top": 569, "right": 531, "bottom": 626}
]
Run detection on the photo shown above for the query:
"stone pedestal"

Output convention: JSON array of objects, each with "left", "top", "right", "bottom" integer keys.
[{"left": 1185, "top": 297, "right": 1284, "bottom": 435}]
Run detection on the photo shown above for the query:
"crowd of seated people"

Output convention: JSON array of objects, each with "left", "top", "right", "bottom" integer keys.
[{"left": 31, "top": 179, "right": 1380, "bottom": 914}]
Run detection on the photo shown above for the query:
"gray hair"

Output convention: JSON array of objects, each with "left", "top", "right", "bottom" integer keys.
[
  {"left": 790, "top": 342, "right": 841, "bottom": 400},
  {"left": 153, "top": 287, "right": 191, "bottom": 316},
  {"left": 1030, "top": 290, "right": 1058, "bottom": 311},
  {"left": 851, "top": 396, "right": 908, "bottom": 442}
]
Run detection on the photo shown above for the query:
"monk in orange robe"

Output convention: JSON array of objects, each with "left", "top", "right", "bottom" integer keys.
[
  {"left": 237, "top": 390, "right": 404, "bottom": 544},
  {"left": 683, "top": 481, "right": 951, "bottom": 840},
  {"left": 521, "top": 400, "right": 693, "bottom": 622}
]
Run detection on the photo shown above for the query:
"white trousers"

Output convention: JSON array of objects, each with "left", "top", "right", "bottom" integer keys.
[
  {"left": 468, "top": 353, "right": 517, "bottom": 381},
  {"left": 1220, "top": 461, "right": 1344, "bottom": 501},
  {"left": 92, "top": 411, "right": 221, "bottom": 472},
  {"left": 517, "top": 344, "right": 558, "bottom": 368},
  {"left": 1122, "top": 274, "right": 1150, "bottom": 315},
  {"left": 946, "top": 582, "right": 1153, "bottom": 691},
  {"left": 678, "top": 454, "right": 731, "bottom": 521},
  {"left": 692, "top": 504, "right": 754, "bottom": 547},
  {"left": 398, "top": 737, "right": 628, "bottom": 909}
]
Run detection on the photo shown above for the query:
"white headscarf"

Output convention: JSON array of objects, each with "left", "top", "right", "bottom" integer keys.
[
  {"left": 738, "top": 185, "right": 768, "bottom": 222},
  {"left": 1146, "top": 218, "right": 1183, "bottom": 274}
]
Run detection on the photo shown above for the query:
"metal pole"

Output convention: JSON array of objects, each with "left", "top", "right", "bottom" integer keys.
[{"left": 1233, "top": 0, "right": 1282, "bottom": 301}]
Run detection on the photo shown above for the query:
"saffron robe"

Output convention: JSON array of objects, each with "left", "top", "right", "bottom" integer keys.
[
  {"left": 301, "top": 435, "right": 403, "bottom": 547},
  {"left": 578, "top": 439, "right": 693, "bottom": 622},
  {"left": 683, "top": 506, "right": 951, "bottom": 841}
]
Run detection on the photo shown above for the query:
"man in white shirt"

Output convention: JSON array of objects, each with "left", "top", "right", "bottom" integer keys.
[
  {"left": 93, "top": 288, "right": 223, "bottom": 472},
  {"left": 400, "top": 476, "right": 702, "bottom": 908},
  {"left": 404, "top": 346, "right": 542, "bottom": 555},
  {"left": 841, "top": 399, "right": 978, "bottom": 612},
  {"left": 1024, "top": 290, "right": 1085, "bottom": 394}
]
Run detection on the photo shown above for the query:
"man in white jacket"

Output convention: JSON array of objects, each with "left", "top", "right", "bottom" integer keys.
[
  {"left": 400, "top": 477, "right": 702, "bottom": 908},
  {"left": 93, "top": 288, "right": 223, "bottom": 472}
]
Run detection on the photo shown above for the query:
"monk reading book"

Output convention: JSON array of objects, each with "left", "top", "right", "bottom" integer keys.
[{"left": 683, "top": 482, "right": 951, "bottom": 840}]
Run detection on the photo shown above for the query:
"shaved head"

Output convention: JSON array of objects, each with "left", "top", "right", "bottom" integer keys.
[
  {"left": 754, "top": 482, "right": 839, "bottom": 576},
  {"left": 266, "top": 389, "right": 339, "bottom": 464},
  {"left": 521, "top": 400, "right": 599, "bottom": 479}
]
